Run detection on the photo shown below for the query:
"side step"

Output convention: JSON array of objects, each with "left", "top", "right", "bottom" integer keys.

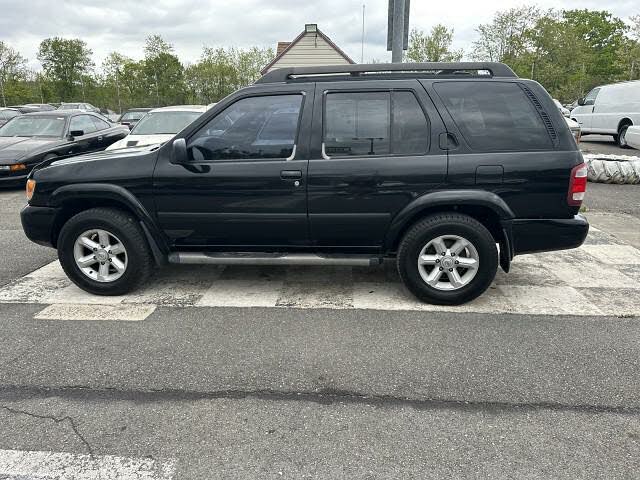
[{"left": 168, "top": 252, "right": 384, "bottom": 267}]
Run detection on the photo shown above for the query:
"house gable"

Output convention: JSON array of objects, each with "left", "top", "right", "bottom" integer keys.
[{"left": 262, "top": 26, "right": 355, "bottom": 74}]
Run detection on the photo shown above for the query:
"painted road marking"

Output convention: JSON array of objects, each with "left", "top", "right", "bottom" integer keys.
[
  {"left": 34, "top": 304, "right": 157, "bottom": 321},
  {"left": 0, "top": 448, "right": 175, "bottom": 479},
  {"left": 0, "top": 230, "right": 638, "bottom": 319}
]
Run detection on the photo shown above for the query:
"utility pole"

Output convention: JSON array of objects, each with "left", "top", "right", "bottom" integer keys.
[
  {"left": 387, "top": 0, "right": 409, "bottom": 63},
  {"left": 391, "top": 0, "right": 405, "bottom": 62},
  {"left": 361, "top": 4, "right": 365, "bottom": 63}
]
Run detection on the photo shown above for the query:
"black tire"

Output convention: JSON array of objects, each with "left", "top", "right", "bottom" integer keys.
[
  {"left": 57, "top": 207, "right": 154, "bottom": 295},
  {"left": 397, "top": 213, "right": 498, "bottom": 305},
  {"left": 617, "top": 124, "right": 631, "bottom": 148}
]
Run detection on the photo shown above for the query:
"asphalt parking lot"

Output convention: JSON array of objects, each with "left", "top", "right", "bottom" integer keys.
[{"left": 0, "top": 177, "right": 639, "bottom": 478}]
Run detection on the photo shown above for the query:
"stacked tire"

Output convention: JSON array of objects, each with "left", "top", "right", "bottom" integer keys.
[{"left": 584, "top": 154, "right": 640, "bottom": 185}]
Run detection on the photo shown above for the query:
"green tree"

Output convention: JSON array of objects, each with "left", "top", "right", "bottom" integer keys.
[
  {"left": 472, "top": 6, "right": 540, "bottom": 62},
  {"left": 184, "top": 46, "right": 273, "bottom": 104},
  {"left": 562, "top": 9, "right": 628, "bottom": 83},
  {"left": 142, "top": 35, "right": 185, "bottom": 106},
  {"left": 37, "top": 37, "right": 93, "bottom": 101},
  {"left": 406, "top": 25, "right": 463, "bottom": 62},
  {"left": 0, "top": 41, "right": 28, "bottom": 106}
]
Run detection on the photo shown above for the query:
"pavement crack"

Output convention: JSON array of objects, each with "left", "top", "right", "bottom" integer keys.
[
  {"left": 0, "top": 384, "right": 639, "bottom": 416},
  {"left": 0, "top": 405, "right": 94, "bottom": 455}
]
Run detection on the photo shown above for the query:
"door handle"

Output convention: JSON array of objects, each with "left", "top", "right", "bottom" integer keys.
[
  {"left": 280, "top": 170, "right": 302, "bottom": 180},
  {"left": 98, "top": 136, "right": 103, "bottom": 141},
  {"left": 439, "top": 132, "right": 459, "bottom": 150}
]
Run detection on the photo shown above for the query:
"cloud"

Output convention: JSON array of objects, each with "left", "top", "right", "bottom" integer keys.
[{"left": 1, "top": 0, "right": 638, "bottom": 70}]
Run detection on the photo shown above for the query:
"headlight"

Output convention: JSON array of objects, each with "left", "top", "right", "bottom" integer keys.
[{"left": 26, "top": 179, "right": 36, "bottom": 201}]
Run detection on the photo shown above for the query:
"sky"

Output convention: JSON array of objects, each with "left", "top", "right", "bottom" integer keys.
[{"left": 0, "top": 0, "right": 638, "bottom": 71}]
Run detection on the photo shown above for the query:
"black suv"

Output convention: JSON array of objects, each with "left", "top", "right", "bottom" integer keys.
[{"left": 20, "top": 62, "right": 588, "bottom": 305}]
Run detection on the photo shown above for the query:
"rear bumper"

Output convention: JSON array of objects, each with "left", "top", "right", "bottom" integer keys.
[
  {"left": 21, "top": 205, "right": 58, "bottom": 248},
  {"left": 511, "top": 215, "right": 589, "bottom": 255}
]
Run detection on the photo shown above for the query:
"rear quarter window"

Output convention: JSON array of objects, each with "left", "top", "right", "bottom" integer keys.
[{"left": 434, "top": 81, "right": 552, "bottom": 151}]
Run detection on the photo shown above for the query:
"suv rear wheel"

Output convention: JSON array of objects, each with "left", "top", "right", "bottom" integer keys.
[
  {"left": 57, "top": 207, "right": 154, "bottom": 295},
  {"left": 397, "top": 214, "right": 498, "bottom": 305}
]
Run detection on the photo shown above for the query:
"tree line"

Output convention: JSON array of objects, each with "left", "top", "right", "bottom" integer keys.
[
  {"left": 0, "top": 7, "right": 639, "bottom": 111},
  {"left": 407, "top": 8, "right": 640, "bottom": 103},
  {"left": 0, "top": 34, "right": 274, "bottom": 112}
]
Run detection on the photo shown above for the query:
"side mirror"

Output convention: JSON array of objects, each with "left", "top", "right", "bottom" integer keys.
[
  {"left": 69, "top": 129, "right": 84, "bottom": 137},
  {"left": 171, "top": 138, "right": 189, "bottom": 164},
  {"left": 577, "top": 98, "right": 585, "bottom": 106}
]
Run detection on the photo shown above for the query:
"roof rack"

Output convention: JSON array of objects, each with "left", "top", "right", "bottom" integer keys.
[{"left": 256, "top": 62, "right": 518, "bottom": 84}]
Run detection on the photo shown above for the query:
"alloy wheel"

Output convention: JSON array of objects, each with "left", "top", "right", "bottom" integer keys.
[
  {"left": 417, "top": 234, "right": 479, "bottom": 291},
  {"left": 73, "top": 229, "right": 128, "bottom": 282}
]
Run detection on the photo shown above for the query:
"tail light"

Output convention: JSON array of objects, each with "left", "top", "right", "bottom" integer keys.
[{"left": 568, "top": 163, "right": 587, "bottom": 206}]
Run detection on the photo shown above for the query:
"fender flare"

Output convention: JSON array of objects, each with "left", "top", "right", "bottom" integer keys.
[
  {"left": 383, "top": 189, "right": 516, "bottom": 251},
  {"left": 49, "top": 183, "right": 169, "bottom": 264}
]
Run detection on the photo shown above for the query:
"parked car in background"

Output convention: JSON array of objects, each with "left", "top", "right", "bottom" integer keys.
[
  {"left": 10, "top": 104, "right": 57, "bottom": 113},
  {"left": 117, "top": 108, "right": 152, "bottom": 130},
  {"left": 57, "top": 102, "right": 101, "bottom": 113},
  {"left": 24, "top": 103, "right": 56, "bottom": 112},
  {"left": 625, "top": 125, "right": 640, "bottom": 150},
  {"left": 0, "top": 110, "right": 128, "bottom": 186},
  {"left": 21, "top": 62, "right": 588, "bottom": 305},
  {"left": 553, "top": 99, "right": 570, "bottom": 117},
  {"left": 0, "top": 108, "right": 21, "bottom": 127},
  {"left": 565, "top": 117, "right": 581, "bottom": 144},
  {"left": 106, "top": 105, "right": 206, "bottom": 150},
  {"left": 571, "top": 80, "right": 640, "bottom": 147}
]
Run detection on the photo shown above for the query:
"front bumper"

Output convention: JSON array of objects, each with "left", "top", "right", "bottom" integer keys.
[
  {"left": 511, "top": 215, "right": 589, "bottom": 255},
  {"left": 21, "top": 205, "right": 58, "bottom": 248},
  {"left": 0, "top": 171, "right": 29, "bottom": 187}
]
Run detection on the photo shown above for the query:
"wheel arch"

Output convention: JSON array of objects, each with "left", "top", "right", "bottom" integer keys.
[
  {"left": 618, "top": 118, "right": 633, "bottom": 132},
  {"left": 384, "top": 190, "right": 515, "bottom": 271},
  {"left": 49, "top": 183, "right": 168, "bottom": 264}
]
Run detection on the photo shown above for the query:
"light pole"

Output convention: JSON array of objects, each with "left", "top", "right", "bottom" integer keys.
[{"left": 361, "top": 4, "right": 365, "bottom": 63}]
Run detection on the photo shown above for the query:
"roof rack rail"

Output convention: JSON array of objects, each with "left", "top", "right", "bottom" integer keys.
[{"left": 256, "top": 62, "right": 518, "bottom": 84}]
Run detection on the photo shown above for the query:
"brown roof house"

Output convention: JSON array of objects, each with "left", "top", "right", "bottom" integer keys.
[{"left": 261, "top": 24, "right": 355, "bottom": 74}]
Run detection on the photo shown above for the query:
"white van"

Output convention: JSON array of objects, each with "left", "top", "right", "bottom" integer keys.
[{"left": 571, "top": 80, "right": 640, "bottom": 147}]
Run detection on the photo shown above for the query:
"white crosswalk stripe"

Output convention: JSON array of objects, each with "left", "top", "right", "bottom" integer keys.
[
  {"left": 0, "top": 227, "right": 638, "bottom": 320},
  {"left": 0, "top": 448, "right": 175, "bottom": 479}
]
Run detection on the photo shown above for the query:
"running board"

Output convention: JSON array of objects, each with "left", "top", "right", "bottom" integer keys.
[{"left": 168, "top": 252, "right": 383, "bottom": 267}]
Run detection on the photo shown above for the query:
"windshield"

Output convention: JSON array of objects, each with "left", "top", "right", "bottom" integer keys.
[
  {"left": 0, "top": 116, "right": 66, "bottom": 137},
  {"left": 131, "top": 111, "right": 202, "bottom": 135},
  {"left": 121, "top": 111, "right": 148, "bottom": 122}
]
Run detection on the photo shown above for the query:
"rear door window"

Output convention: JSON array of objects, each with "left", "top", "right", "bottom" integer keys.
[
  {"left": 323, "top": 91, "right": 429, "bottom": 157},
  {"left": 69, "top": 115, "right": 98, "bottom": 135},
  {"left": 91, "top": 116, "right": 111, "bottom": 131},
  {"left": 434, "top": 82, "right": 552, "bottom": 151}
]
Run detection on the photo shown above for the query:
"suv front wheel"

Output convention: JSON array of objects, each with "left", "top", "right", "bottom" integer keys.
[
  {"left": 397, "top": 214, "right": 498, "bottom": 305},
  {"left": 57, "top": 207, "right": 154, "bottom": 295}
]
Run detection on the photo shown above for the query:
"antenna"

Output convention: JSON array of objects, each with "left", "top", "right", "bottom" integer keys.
[{"left": 361, "top": 4, "right": 366, "bottom": 63}]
